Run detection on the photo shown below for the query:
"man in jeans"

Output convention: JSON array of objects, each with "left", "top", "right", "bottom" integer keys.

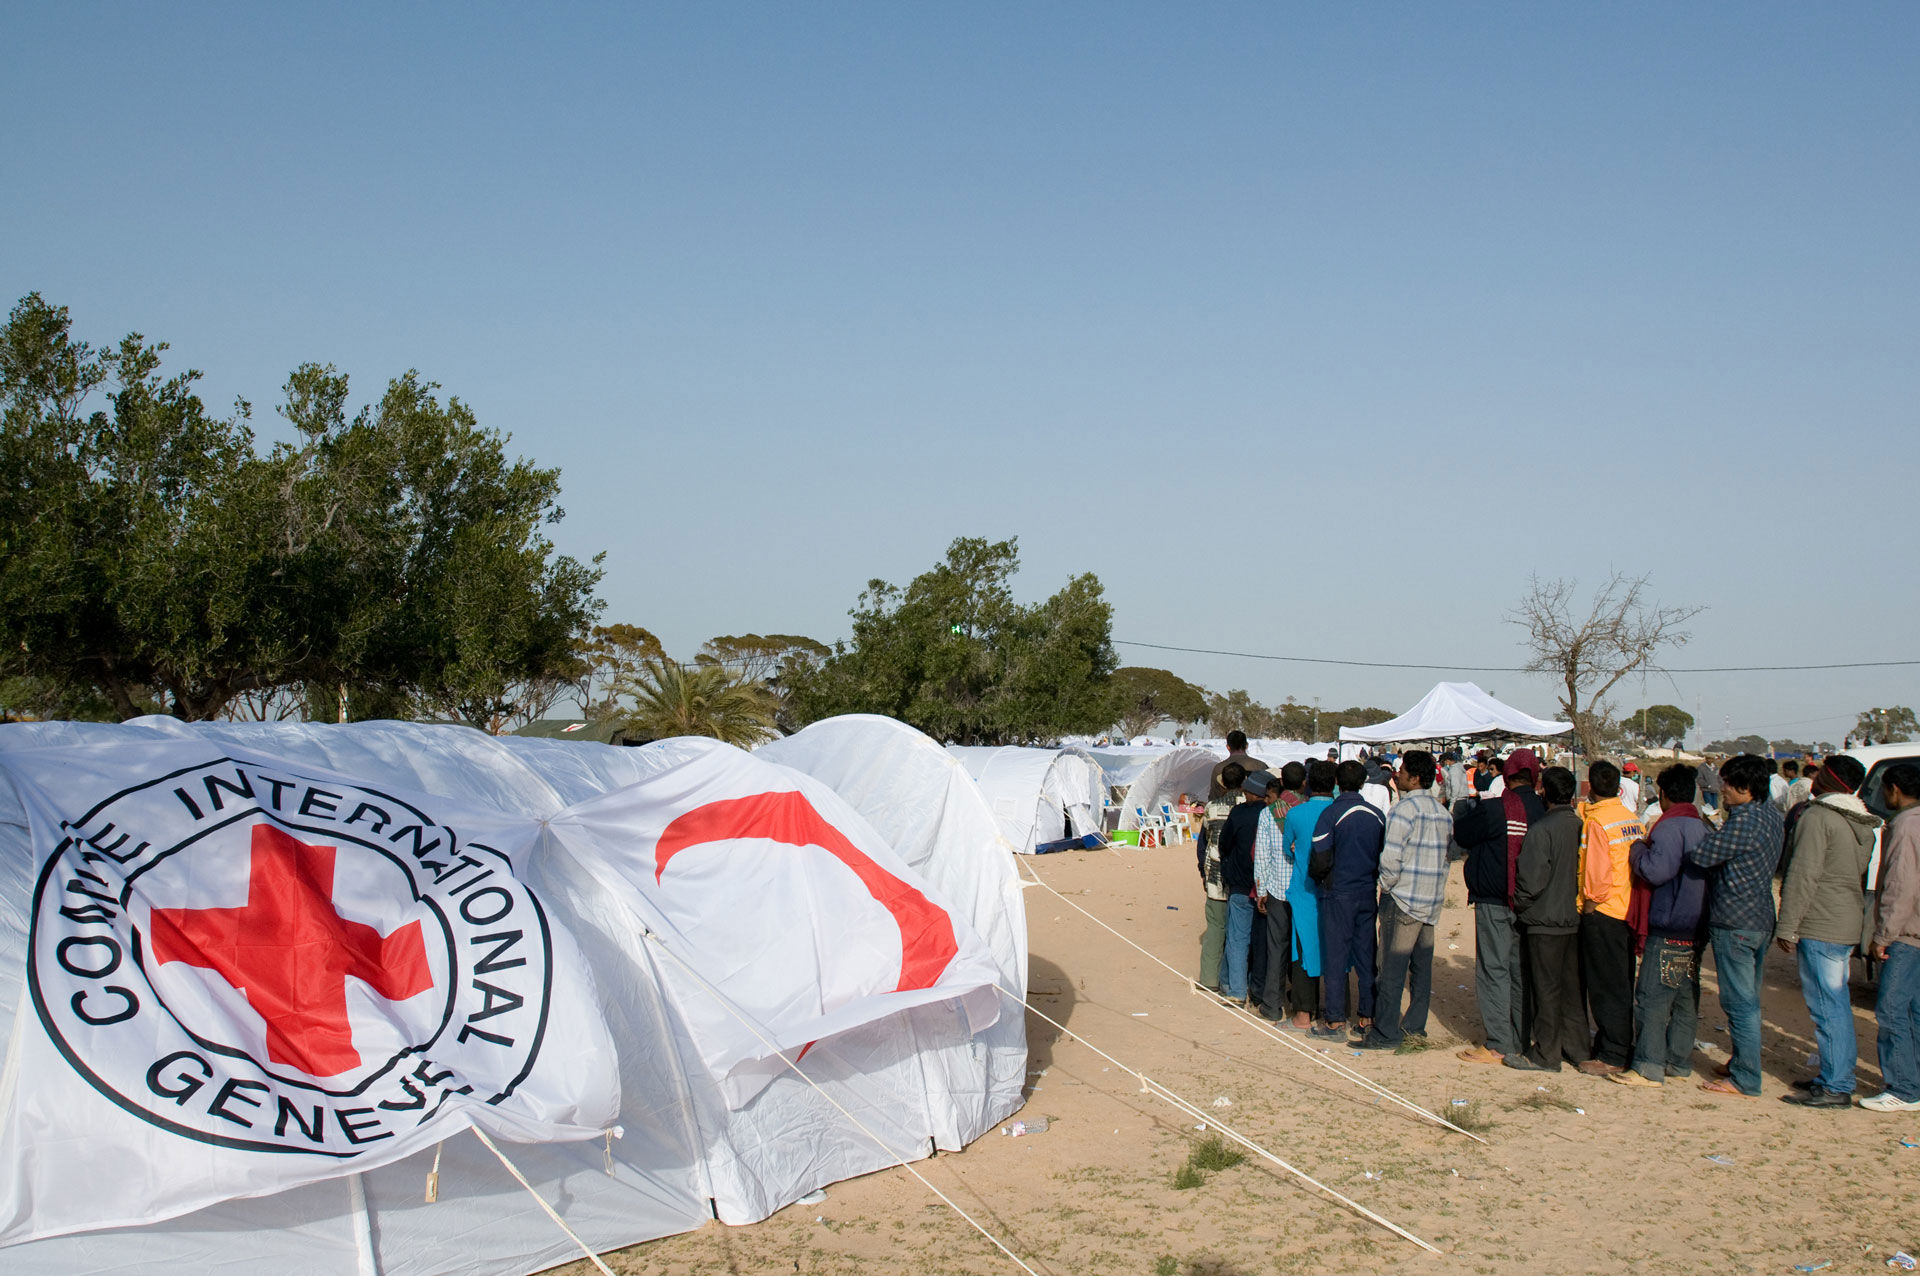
[
  {"left": 1777, "top": 756, "right": 1880, "bottom": 1107},
  {"left": 1612, "top": 764, "right": 1710, "bottom": 1089},
  {"left": 1686, "top": 754, "right": 1786, "bottom": 1098},
  {"left": 1196, "top": 763, "right": 1247, "bottom": 993},
  {"left": 1356, "top": 749, "right": 1452, "bottom": 1050},
  {"left": 1863, "top": 762, "right": 1920, "bottom": 1111},
  {"left": 1215, "top": 767, "right": 1270, "bottom": 1006}
]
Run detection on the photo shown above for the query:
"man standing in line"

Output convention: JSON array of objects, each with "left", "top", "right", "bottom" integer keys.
[
  {"left": 1278, "top": 761, "right": 1336, "bottom": 1030},
  {"left": 1196, "top": 762, "right": 1246, "bottom": 994},
  {"left": 1776, "top": 756, "right": 1879, "bottom": 1108},
  {"left": 1308, "top": 759, "right": 1388, "bottom": 1040},
  {"left": 1454, "top": 749, "right": 1544, "bottom": 1066},
  {"left": 1576, "top": 760, "right": 1643, "bottom": 1076},
  {"left": 1507, "top": 766, "right": 1587, "bottom": 1071},
  {"left": 1209, "top": 731, "right": 1266, "bottom": 800},
  {"left": 1687, "top": 754, "right": 1787, "bottom": 1098},
  {"left": 1215, "top": 768, "right": 1270, "bottom": 1007},
  {"left": 1863, "top": 762, "right": 1920, "bottom": 1112},
  {"left": 1612, "top": 764, "right": 1711, "bottom": 1089},
  {"left": 1254, "top": 763, "right": 1312, "bottom": 1026},
  {"left": 1357, "top": 749, "right": 1451, "bottom": 1050}
]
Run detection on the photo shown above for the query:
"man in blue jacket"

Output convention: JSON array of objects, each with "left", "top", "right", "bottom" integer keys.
[
  {"left": 1612, "top": 764, "right": 1711, "bottom": 1088},
  {"left": 1308, "top": 760, "right": 1387, "bottom": 1039}
]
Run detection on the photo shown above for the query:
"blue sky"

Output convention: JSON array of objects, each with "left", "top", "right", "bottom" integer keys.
[{"left": 5, "top": 4, "right": 1915, "bottom": 745}]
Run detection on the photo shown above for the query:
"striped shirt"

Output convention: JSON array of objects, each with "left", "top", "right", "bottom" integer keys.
[{"left": 1378, "top": 788, "right": 1453, "bottom": 925}]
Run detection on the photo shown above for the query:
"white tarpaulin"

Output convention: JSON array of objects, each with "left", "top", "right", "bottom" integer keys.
[
  {"left": 943, "top": 746, "right": 1106, "bottom": 853},
  {"left": 0, "top": 716, "right": 1025, "bottom": 1275},
  {"left": 1336, "top": 682, "right": 1572, "bottom": 743},
  {"left": 1114, "top": 748, "right": 1223, "bottom": 831}
]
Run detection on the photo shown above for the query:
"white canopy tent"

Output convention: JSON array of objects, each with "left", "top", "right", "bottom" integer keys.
[
  {"left": 0, "top": 716, "right": 1024, "bottom": 1276},
  {"left": 1337, "top": 682, "right": 1572, "bottom": 744},
  {"left": 943, "top": 745, "right": 1106, "bottom": 853}
]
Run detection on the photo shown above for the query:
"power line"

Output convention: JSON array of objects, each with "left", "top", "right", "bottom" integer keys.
[{"left": 1113, "top": 638, "right": 1920, "bottom": 675}]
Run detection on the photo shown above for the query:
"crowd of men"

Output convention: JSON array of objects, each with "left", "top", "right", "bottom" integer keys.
[{"left": 1192, "top": 730, "right": 1920, "bottom": 1111}]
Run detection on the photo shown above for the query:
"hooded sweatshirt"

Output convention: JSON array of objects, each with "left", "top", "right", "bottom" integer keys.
[
  {"left": 1458, "top": 787, "right": 1543, "bottom": 906},
  {"left": 1777, "top": 792, "right": 1880, "bottom": 946},
  {"left": 1875, "top": 804, "right": 1920, "bottom": 952}
]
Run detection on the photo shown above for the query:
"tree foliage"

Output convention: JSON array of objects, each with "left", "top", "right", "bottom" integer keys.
[
  {"left": 790, "top": 537, "right": 1117, "bottom": 745},
  {"left": 1110, "top": 667, "right": 1209, "bottom": 739},
  {"left": 572, "top": 623, "right": 667, "bottom": 716},
  {"left": 1508, "top": 572, "right": 1704, "bottom": 759},
  {"left": 616, "top": 659, "right": 777, "bottom": 747},
  {"left": 0, "top": 294, "right": 602, "bottom": 728},
  {"left": 697, "top": 633, "right": 830, "bottom": 732},
  {"left": 1855, "top": 706, "right": 1918, "bottom": 745},
  {"left": 1628, "top": 703, "right": 1695, "bottom": 748}
]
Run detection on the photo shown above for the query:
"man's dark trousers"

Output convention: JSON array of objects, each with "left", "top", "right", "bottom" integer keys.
[
  {"left": 1371, "top": 896, "right": 1435, "bottom": 1043},
  {"left": 1260, "top": 899, "right": 1317, "bottom": 1019},
  {"left": 1525, "top": 930, "right": 1587, "bottom": 1067},
  {"left": 1580, "top": 911, "right": 1635, "bottom": 1067},
  {"left": 1318, "top": 892, "right": 1378, "bottom": 1024}
]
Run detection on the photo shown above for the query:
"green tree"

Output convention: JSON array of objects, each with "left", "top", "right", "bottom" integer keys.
[
  {"left": 573, "top": 623, "right": 668, "bottom": 715},
  {"left": 1109, "top": 667, "right": 1209, "bottom": 739},
  {"left": 1205, "top": 689, "right": 1273, "bottom": 739},
  {"left": 1628, "top": 703, "right": 1695, "bottom": 748},
  {"left": 791, "top": 537, "right": 1117, "bottom": 745},
  {"left": 696, "top": 633, "right": 831, "bottom": 732},
  {"left": 0, "top": 297, "right": 602, "bottom": 727},
  {"left": 617, "top": 659, "right": 777, "bottom": 747},
  {"left": 1855, "top": 706, "right": 1918, "bottom": 745}
]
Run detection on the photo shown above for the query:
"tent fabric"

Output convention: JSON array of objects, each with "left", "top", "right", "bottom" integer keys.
[
  {"left": 943, "top": 746, "right": 1106, "bottom": 854},
  {"left": 1336, "top": 682, "right": 1572, "bottom": 743},
  {"left": 0, "top": 716, "right": 1024, "bottom": 1276},
  {"left": 1113, "top": 748, "right": 1224, "bottom": 831}
]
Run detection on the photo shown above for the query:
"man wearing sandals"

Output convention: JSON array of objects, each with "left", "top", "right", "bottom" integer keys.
[{"left": 1685, "top": 754, "right": 1786, "bottom": 1098}]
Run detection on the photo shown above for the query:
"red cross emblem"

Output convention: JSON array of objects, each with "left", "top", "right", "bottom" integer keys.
[{"left": 147, "top": 824, "right": 434, "bottom": 1078}]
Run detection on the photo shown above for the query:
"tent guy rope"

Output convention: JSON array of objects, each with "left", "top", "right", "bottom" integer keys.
[
  {"left": 469, "top": 1126, "right": 618, "bottom": 1276},
  {"left": 1018, "top": 859, "right": 1488, "bottom": 1145},
  {"left": 1002, "top": 987, "right": 1442, "bottom": 1254},
  {"left": 642, "top": 932, "right": 1048, "bottom": 1276}
]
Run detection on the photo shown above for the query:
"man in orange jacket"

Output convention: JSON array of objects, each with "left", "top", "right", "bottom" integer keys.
[{"left": 1577, "top": 760, "right": 1644, "bottom": 1075}]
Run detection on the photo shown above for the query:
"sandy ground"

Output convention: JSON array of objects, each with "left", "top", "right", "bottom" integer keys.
[{"left": 555, "top": 838, "right": 1920, "bottom": 1276}]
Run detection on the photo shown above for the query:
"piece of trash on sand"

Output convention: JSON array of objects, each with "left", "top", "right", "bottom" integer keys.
[
  {"left": 1194, "top": 1123, "right": 1207, "bottom": 1131},
  {"left": 1573, "top": 1108, "right": 1585, "bottom": 1115},
  {"left": 1695, "top": 1040, "right": 1716, "bottom": 1052},
  {"left": 1704, "top": 1154, "right": 1735, "bottom": 1167},
  {"left": 1211, "top": 1096, "right": 1232, "bottom": 1108},
  {"left": 1450, "top": 1099, "right": 1470, "bottom": 1107},
  {"left": 1131, "top": 1012, "right": 1149, "bottom": 1017},
  {"left": 1793, "top": 1262, "right": 1832, "bottom": 1273},
  {"left": 1900, "top": 1138, "right": 1920, "bottom": 1149},
  {"left": 1350, "top": 1050, "right": 1364, "bottom": 1057},
  {"left": 1888, "top": 1251, "right": 1917, "bottom": 1271},
  {"left": 1448, "top": 943, "right": 1460, "bottom": 950},
  {"left": 1003, "top": 1118, "right": 1048, "bottom": 1137},
  {"left": 798, "top": 1188, "right": 828, "bottom": 1205},
  {"left": 1361, "top": 1171, "right": 1382, "bottom": 1181},
  {"left": 1166, "top": 905, "right": 1179, "bottom": 910},
  {"left": 815, "top": 1216, "right": 825, "bottom": 1224},
  {"left": 1535, "top": 1085, "right": 1547, "bottom": 1091},
  {"left": 1448, "top": 1168, "right": 1459, "bottom": 1176}
]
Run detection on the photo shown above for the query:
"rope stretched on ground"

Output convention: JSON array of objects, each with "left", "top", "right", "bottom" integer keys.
[
  {"left": 1004, "top": 986, "right": 1442, "bottom": 1254},
  {"left": 1019, "top": 858, "right": 1488, "bottom": 1145},
  {"left": 643, "top": 932, "right": 1047, "bottom": 1276}
]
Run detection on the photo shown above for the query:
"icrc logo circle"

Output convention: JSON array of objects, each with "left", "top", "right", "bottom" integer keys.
[{"left": 27, "top": 757, "right": 557, "bottom": 1157}]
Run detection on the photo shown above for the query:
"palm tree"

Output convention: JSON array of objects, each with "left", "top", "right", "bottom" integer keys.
[{"left": 617, "top": 659, "right": 777, "bottom": 747}]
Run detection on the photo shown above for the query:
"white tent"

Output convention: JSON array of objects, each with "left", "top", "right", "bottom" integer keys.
[
  {"left": 1113, "top": 748, "right": 1224, "bottom": 831},
  {"left": 0, "top": 717, "right": 1025, "bottom": 1275},
  {"left": 1083, "top": 746, "right": 1163, "bottom": 789},
  {"left": 943, "top": 745, "right": 1106, "bottom": 853},
  {"left": 1337, "top": 682, "right": 1572, "bottom": 744}
]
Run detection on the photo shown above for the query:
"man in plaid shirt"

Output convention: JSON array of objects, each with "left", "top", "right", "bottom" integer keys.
[
  {"left": 1357, "top": 749, "right": 1453, "bottom": 1050},
  {"left": 1686, "top": 753, "right": 1786, "bottom": 1097}
]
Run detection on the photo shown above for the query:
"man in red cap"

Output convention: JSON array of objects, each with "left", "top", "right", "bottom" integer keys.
[{"left": 1454, "top": 747, "right": 1543, "bottom": 1065}]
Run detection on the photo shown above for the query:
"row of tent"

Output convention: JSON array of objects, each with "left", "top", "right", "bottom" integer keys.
[{"left": 0, "top": 714, "right": 1028, "bottom": 1276}]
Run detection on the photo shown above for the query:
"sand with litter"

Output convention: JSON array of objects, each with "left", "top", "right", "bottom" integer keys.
[{"left": 553, "top": 839, "right": 1920, "bottom": 1275}]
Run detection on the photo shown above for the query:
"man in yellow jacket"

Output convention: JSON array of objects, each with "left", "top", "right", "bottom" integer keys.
[{"left": 1577, "top": 760, "right": 1644, "bottom": 1075}]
